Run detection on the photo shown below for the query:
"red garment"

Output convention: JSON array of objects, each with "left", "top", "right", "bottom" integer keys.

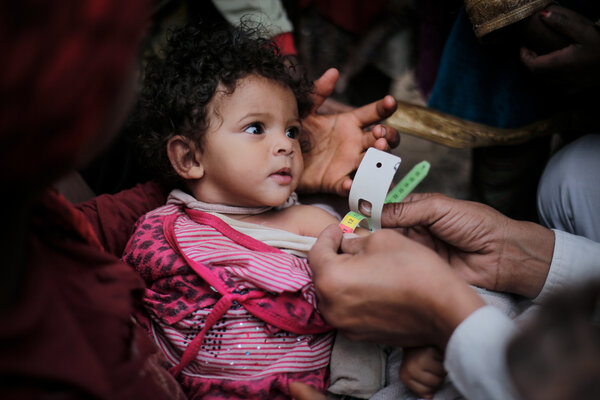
[
  {"left": 0, "top": 0, "right": 148, "bottom": 185},
  {"left": 0, "top": 186, "right": 182, "bottom": 399},
  {"left": 272, "top": 32, "right": 298, "bottom": 56},
  {"left": 77, "top": 181, "right": 167, "bottom": 257},
  {"left": 0, "top": 0, "right": 181, "bottom": 396}
]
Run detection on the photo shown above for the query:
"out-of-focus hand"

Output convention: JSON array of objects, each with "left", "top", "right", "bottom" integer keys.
[
  {"left": 520, "top": 6, "right": 600, "bottom": 95},
  {"left": 300, "top": 68, "right": 400, "bottom": 196},
  {"left": 308, "top": 225, "right": 485, "bottom": 350},
  {"left": 381, "top": 193, "right": 555, "bottom": 298},
  {"left": 288, "top": 381, "right": 327, "bottom": 400},
  {"left": 399, "top": 346, "right": 447, "bottom": 400}
]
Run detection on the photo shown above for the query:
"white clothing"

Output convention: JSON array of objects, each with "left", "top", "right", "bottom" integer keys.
[
  {"left": 537, "top": 134, "right": 600, "bottom": 242},
  {"left": 211, "top": 0, "right": 293, "bottom": 37},
  {"left": 445, "top": 230, "right": 600, "bottom": 399}
]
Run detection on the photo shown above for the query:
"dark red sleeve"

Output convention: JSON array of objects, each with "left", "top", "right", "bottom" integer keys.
[
  {"left": 271, "top": 32, "right": 297, "bottom": 56},
  {"left": 76, "top": 181, "right": 167, "bottom": 257}
]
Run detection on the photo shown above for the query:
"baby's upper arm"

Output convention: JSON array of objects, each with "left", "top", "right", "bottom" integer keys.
[{"left": 291, "top": 204, "right": 340, "bottom": 237}]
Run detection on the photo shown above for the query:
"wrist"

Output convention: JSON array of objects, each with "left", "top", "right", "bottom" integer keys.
[
  {"left": 498, "top": 220, "right": 554, "bottom": 298},
  {"left": 429, "top": 273, "right": 486, "bottom": 350}
]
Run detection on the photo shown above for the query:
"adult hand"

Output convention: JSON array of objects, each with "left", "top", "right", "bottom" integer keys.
[
  {"left": 382, "top": 193, "right": 555, "bottom": 298},
  {"left": 520, "top": 6, "right": 600, "bottom": 95},
  {"left": 300, "top": 68, "right": 400, "bottom": 196},
  {"left": 309, "top": 225, "right": 485, "bottom": 350}
]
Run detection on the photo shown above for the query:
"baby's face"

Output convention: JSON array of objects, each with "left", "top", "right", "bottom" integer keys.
[{"left": 192, "top": 74, "right": 304, "bottom": 207}]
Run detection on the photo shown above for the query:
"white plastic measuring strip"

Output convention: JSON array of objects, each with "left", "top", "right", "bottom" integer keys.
[{"left": 347, "top": 148, "right": 402, "bottom": 231}]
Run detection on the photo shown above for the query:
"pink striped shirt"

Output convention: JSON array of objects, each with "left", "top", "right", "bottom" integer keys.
[{"left": 122, "top": 204, "right": 333, "bottom": 399}]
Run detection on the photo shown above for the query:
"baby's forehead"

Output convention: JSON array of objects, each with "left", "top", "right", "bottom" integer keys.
[{"left": 209, "top": 75, "right": 298, "bottom": 110}]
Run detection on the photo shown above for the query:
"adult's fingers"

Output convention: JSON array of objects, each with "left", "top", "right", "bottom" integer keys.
[
  {"left": 352, "top": 95, "right": 397, "bottom": 128},
  {"left": 288, "top": 381, "right": 327, "bottom": 400},
  {"left": 520, "top": 45, "right": 574, "bottom": 73},
  {"left": 308, "top": 224, "right": 343, "bottom": 275},
  {"left": 371, "top": 124, "right": 400, "bottom": 150},
  {"left": 312, "top": 68, "right": 339, "bottom": 111},
  {"left": 381, "top": 194, "right": 448, "bottom": 229},
  {"left": 540, "top": 6, "right": 595, "bottom": 42},
  {"left": 339, "top": 233, "right": 370, "bottom": 255}
]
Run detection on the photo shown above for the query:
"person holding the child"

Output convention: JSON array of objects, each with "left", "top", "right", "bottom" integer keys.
[{"left": 0, "top": 0, "right": 401, "bottom": 397}]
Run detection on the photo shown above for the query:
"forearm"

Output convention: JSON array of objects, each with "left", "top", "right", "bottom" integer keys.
[
  {"left": 464, "top": 0, "right": 553, "bottom": 37},
  {"left": 429, "top": 273, "right": 487, "bottom": 350},
  {"left": 77, "top": 181, "right": 166, "bottom": 256},
  {"left": 497, "top": 220, "right": 554, "bottom": 298}
]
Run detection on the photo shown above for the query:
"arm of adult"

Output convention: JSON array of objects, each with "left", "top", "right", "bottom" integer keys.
[
  {"left": 520, "top": 6, "right": 600, "bottom": 95},
  {"left": 76, "top": 181, "right": 167, "bottom": 256},
  {"left": 445, "top": 229, "right": 600, "bottom": 399},
  {"left": 309, "top": 225, "right": 485, "bottom": 350},
  {"left": 382, "top": 193, "right": 600, "bottom": 303},
  {"left": 300, "top": 68, "right": 399, "bottom": 196},
  {"left": 308, "top": 225, "right": 521, "bottom": 400},
  {"left": 381, "top": 193, "right": 555, "bottom": 298}
]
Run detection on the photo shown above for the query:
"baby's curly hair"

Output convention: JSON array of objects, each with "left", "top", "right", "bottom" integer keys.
[{"left": 131, "top": 22, "right": 314, "bottom": 184}]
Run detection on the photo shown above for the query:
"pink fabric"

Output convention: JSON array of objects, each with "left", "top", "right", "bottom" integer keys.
[{"left": 123, "top": 204, "right": 333, "bottom": 399}]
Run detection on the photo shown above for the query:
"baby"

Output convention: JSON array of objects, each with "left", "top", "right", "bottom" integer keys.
[{"left": 122, "top": 23, "right": 341, "bottom": 399}]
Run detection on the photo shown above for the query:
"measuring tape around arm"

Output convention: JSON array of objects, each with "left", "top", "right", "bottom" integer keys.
[{"left": 339, "top": 161, "right": 430, "bottom": 233}]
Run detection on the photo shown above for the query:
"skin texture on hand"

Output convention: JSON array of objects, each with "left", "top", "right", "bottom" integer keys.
[
  {"left": 399, "top": 346, "right": 447, "bottom": 400},
  {"left": 309, "top": 225, "right": 485, "bottom": 350},
  {"left": 520, "top": 6, "right": 600, "bottom": 95},
  {"left": 299, "top": 68, "right": 399, "bottom": 196},
  {"left": 382, "top": 193, "right": 555, "bottom": 298}
]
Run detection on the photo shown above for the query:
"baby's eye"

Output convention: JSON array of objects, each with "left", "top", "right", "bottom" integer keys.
[
  {"left": 286, "top": 126, "right": 300, "bottom": 139},
  {"left": 244, "top": 122, "right": 264, "bottom": 135}
]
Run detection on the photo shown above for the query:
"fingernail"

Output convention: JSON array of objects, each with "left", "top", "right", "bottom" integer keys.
[
  {"left": 343, "top": 233, "right": 360, "bottom": 239},
  {"left": 539, "top": 9, "right": 551, "bottom": 18},
  {"left": 358, "top": 200, "right": 372, "bottom": 216}
]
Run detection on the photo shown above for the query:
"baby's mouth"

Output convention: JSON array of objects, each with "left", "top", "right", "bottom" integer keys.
[
  {"left": 275, "top": 167, "right": 291, "bottom": 176},
  {"left": 270, "top": 167, "right": 292, "bottom": 184}
]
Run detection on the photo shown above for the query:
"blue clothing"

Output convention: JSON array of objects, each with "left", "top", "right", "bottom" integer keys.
[
  {"left": 428, "top": 3, "right": 600, "bottom": 128},
  {"left": 428, "top": 9, "right": 551, "bottom": 128}
]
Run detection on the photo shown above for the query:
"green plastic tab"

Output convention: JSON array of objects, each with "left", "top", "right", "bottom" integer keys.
[{"left": 384, "top": 161, "right": 430, "bottom": 204}]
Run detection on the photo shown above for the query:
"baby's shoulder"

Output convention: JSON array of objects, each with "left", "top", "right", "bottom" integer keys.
[
  {"left": 284, "top": 204, "right": 339, "bottom": 237},
  {"left": 132, "top": 203, "right": 182, "bottom": 231},
  {"left": 284, "top": 204, "right": 337, "bottom": 219}
]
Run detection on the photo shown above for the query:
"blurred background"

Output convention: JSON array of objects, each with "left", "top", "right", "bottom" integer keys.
[{"left": 141, "top": 0, "right": 472, "bottom": 199}]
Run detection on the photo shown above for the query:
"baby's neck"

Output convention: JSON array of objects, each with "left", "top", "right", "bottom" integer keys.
[
  {"left": 192, "top": 201, "right": 272, "bottom": 216},
  {"left": 222, "top": 207, "right": 304, "bottom": 235}
]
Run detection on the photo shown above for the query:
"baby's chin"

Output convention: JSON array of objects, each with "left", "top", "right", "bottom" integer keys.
[{"left": 265, "top": 192, "right": 298, "bottom": 209}]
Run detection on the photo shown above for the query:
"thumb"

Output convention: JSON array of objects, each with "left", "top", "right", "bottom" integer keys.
[
  {"left": 312, "top": 68, "right": 338, "bottom": 111},
  {"left": 381, "top": 193, "right": 444, "bottom": 228},
  {"left": 308, "top": 224, "right": 343, "bottom": 275}
]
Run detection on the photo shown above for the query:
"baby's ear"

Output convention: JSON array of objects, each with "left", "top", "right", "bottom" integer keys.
[{"left": 167, "top": 135, "right": 205, "bottom": 180}]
